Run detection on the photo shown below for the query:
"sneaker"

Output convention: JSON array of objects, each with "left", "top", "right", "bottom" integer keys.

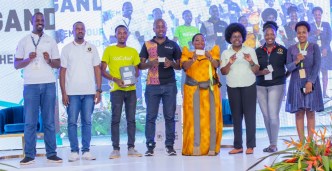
[
  {"left": 144, "top": 149, "right": 154, "bottom": 156},
  {"left": 68, "top": 152, "right": 80, "bottom": 162},
  {"left": 47, "top": 155, "right": 63, "bottom": 163},
  {"left": 166, "top": 146, "right": 177, "bottom": 156},
  {"left": 109, "top": 150, "right": 120, "bottom": 159},
  {"left": 128, "top": 147, "right": 142, "bottom": 157},
  {"left": 82, "top": 151, "right": 96, "bottom": 160},
  {"left": 20, "top": 157, "right": 35, "bottom": 165}
]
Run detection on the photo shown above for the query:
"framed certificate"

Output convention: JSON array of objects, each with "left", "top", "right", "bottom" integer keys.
[{"left": 120, "top": 66, "right": 136, "bottom": 86}]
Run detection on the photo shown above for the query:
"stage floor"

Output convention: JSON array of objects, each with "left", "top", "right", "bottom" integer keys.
[{"left": 0, "top": 137, "right": 293, "bottom": 171}]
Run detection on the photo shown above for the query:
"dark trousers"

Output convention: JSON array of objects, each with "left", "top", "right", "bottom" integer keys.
[
  {"left": 110, "top": 90, "right": 137, "bottom": 150},
  {"left": 227, "top": 83, "right": 256, "bottom": 149},
  {"left": 145, "top": 82, "right": 177, "bottom": 149}
]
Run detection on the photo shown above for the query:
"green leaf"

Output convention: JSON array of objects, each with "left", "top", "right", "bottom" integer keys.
[{"left": 322, "top": 156, "right": 330, "bottom": 170}]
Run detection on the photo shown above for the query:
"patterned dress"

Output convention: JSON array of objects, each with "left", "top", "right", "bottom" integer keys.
[
  {"left": 180, "top": 46, "right": 222, "bottom": 155},
  {"left": 286, "top": 43, "right": 324, "bottom": 113}
]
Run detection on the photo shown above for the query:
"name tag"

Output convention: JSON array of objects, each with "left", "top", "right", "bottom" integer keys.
[
  {"left": 299, "top": 69, "right": 306, "bottom": 78},
  {"left": 264, "top": 73, "right": 272, "bottom": 80},
  {"left": 32, "top": 59, "right": 41, "bottom": 70},
  {"left": 158, "top": 57, "right": 166, "bottom": 63},
  {"left": 317, "top": 40, "right": 322, "bottom": 47},
  {"left": 196, "top": 49, "right": 205, "bottom": 56},
  {"left": 300, "top": 51, "right": 307, "bottom": 56},
  {"left": 217, "top": 32, "right": 223, "bottom": 37},
  {"left": 267, "top": 65, "right": 274, "bottom": 72}
]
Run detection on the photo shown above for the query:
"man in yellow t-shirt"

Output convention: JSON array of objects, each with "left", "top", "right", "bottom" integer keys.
[{"left": 101, "top": 25, "right": 142, "bottom": 159}]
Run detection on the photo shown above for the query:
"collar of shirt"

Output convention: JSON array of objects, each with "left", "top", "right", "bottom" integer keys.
[
  {"left": 73, "top": 41, "right": 87, "bottom": 46},
  {"left": 262, "top": 43, "right": 278, "bottom": 55},
  {"left": 229, "top": 45, "right": 245, "bottom": 53},
  {"left": 151, "top": 36, "right": 171, "bottom": 45}
]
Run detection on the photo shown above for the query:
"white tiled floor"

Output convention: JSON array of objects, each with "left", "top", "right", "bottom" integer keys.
[{"left": 0, "top": 137, "right": 292, "bottom": 171}]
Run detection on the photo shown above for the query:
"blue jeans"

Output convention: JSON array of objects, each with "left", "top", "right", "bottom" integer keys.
[
  {"left": 23, "top": 83, "right": 57, "bottom": 158},
  {"left": 110, "top": 90, "right": 137, "bottom": 150},
  {"left": 67, "top": 95, "right": 95, "bottom": 153},
  {"left": 145, "top": 82, "right": 177, "bottom": 149},
  {"left": 257, "top": 85, "right": 284, "bottom": 146}
]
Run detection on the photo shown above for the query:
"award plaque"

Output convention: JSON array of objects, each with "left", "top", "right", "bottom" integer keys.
[{"left": 120, "top": 66, "right": 136, "bottom": 86}]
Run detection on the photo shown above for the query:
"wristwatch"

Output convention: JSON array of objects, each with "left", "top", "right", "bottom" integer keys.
[{"left": 96, "top": 89, "right": 102, "bottom": 93}]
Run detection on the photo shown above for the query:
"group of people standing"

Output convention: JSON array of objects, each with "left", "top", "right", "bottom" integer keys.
[{"left": 14, "top": 2, "right": 327, "bottom": 165}]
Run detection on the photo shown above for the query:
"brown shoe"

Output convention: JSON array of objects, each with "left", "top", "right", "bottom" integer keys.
[
  {"left": 246, "top": 148, "right": 254, "bottom": 154},
  {"left": 228, "top": 148, "right": 243, "bottom": 154}
]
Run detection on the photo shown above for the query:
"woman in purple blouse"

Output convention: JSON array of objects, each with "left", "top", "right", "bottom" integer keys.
[{"left": 286, "top": 21, "right": 324, "bottom": 142}]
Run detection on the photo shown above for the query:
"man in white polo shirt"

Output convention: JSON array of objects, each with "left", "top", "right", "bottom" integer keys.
[
  {"left": 14, "top": 12, "right": 62, "bottom": 165},
  {"left": 59, "top": 21, "right": 101, "bottom": 162}
]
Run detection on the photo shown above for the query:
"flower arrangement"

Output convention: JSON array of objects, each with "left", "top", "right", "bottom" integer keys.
[{"left": 248, "top": 127, "right": 332, "bottom": 171}]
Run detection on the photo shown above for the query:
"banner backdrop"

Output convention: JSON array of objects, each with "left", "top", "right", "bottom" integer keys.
[{"left": 0, "top": 0, "right": 331, "bottom": 145}]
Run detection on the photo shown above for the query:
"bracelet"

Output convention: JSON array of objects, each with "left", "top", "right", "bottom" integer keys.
[{"left": 250, "top": 62, "right": 255, "bottom": 67}]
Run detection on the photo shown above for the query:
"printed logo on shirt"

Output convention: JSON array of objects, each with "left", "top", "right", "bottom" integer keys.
[
  {"left": 113, "top": 56, "right": 133, "bottom": 60},
  {"left": 86, "top": 46, "right": 92, "bottom": 53},
  {"left": 164, "top": 46, "right": 173, "bottom": 50},
  {"left": 277, "top": 48, "right": 284, "bottom": 55}
]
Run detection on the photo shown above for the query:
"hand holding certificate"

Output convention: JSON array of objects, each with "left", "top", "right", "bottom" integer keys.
[{"left": 120, "top": 66, "right": 137, "bottom": 86}]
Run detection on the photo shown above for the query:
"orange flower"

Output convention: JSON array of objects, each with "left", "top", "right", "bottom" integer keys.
[{"left": 284, "top": 158, "right": 297, "bottom": 163}]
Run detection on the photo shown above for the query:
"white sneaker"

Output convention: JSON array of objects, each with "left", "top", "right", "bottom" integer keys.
[
  {"left": 128, "top": 147, "right": 142, "bottom": 157},
  {"left": 68, "top": 152, "right": 80, "bottom": 162},
  {"left": 82, "top": 151, "right": 96, "bottom": 160},
  {"left": 109, "top": 150, "right": 120, "bottom": 159}
]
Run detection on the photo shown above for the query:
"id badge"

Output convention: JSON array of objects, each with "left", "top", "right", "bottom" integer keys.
[
  {"left": 158, "top": 57, "right": 166, "bottom": 63},
  {"left": 32, "top": 58, "right": 41, "bottom": 70},
  {"left": 267, "top": 65, "right": 274, "bottom": 72},
  {"left": 216, "top": 32, "right": 223, "bottom": 37},
  {"left": 319, "top": 27, "right": 324, "bottom": 31},
  {"left": 264, "top": 73, "right": 272, "bottom": 80},
  {"left": 317, "top": 40, "right": 322, "bottom": 47},
  {"left": 299, "top": 69, "right": 306, "bottom": 78},
  {"left": 301, "top": 50, "right": 307, "bottom": 56},
  {"left": 196, "top": 49, "right": 205, "bottom": 55}
]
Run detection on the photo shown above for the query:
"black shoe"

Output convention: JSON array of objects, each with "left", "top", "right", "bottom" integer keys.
[
  {"left": 47, "top": 155, "right": 63, "bottom": 163},
  {"left": 145, "top": 149, "right": 154, "bottom": 156},
  {"left": 20, "top": 157, "right": 35, "bottom": 165},
  {"left": 166, "top": 146, "right": 177, "bottom": 156}
]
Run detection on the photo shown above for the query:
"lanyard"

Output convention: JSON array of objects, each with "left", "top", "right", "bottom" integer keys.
[
  {"left": 122, "top": 18, "right": 131, "bottom": 29},
  {"left": 297, "top": 41, "right": 308, "bottom": 68},
  {"left": 315, "top": 21, "right": 322, "bottom": 30},
  {"left": 264, "top": 45, "right": 276, "bottom": 65},
  {"left": 316, "top": 22, "right": 322, "bottom": 39},
  {"left": 31, "top": 33, "right": 43, "bottom": 50}
]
